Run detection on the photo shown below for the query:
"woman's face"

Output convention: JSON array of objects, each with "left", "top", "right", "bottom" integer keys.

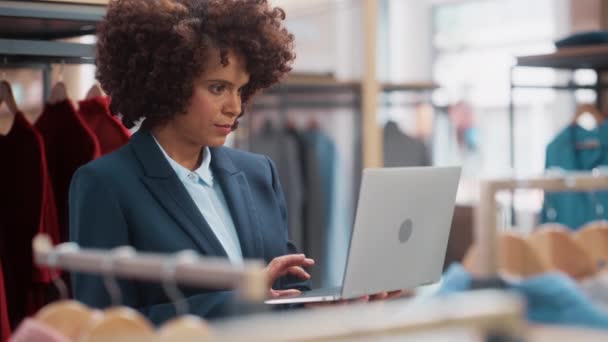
[{"left": 171, "top": 49, "right": 249, "bottom": 147}]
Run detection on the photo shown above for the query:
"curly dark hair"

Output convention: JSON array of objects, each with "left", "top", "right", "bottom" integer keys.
[{"left": 96, "top": 0, "right": 295, "bottom": 129}]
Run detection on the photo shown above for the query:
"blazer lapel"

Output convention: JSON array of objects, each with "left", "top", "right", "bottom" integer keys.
[
  {"left": 130, "top": 130, "right": 228, "bottom": 257},
  {"left": 211, "top": 147, "right": 264, "bottom": 259}
]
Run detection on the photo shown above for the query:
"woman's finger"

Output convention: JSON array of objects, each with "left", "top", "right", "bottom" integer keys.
[
  {"left": 270, "top": 288, "right": 301, "bottom": 298},
  {"left": 286, "top": 266, "right": 311, "bottom": 280}
]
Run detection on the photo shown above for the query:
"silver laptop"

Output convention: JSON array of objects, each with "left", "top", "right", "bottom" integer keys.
[{"left": 265, "top": 166, "right": 461, "bottom": 305}]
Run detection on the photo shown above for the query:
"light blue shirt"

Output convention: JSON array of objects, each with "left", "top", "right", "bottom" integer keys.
[{"left": 153, "top": 137, "right": 244, "bottom": 264}]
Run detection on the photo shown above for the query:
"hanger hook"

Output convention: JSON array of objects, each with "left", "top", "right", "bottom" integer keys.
[
  {"left": 47, "top": 242, "right": 79, "bottom": 300},
  {"left": 1, "top": 57, "right": 7, "bottom": 80},
  {"left": 102, "top": 246, "right": 135, "bottom": 307},
  {"left": 58, "top": 60, "right": 65, "bottom": 83},
  {"left": 162, "top": 250, "right": 198, "bottom": 317}
]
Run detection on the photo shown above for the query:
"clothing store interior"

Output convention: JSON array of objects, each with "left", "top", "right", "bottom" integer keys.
[{"left": 6, "top": 0, "right": 608, "bottom": 341}]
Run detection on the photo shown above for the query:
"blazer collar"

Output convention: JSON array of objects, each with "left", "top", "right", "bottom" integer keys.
[
  {"left": 130, "top": 129, "right": 263, "bottom": 259},
  {"left": 130, "top": 129, "right": 175, "bottom": 179}
]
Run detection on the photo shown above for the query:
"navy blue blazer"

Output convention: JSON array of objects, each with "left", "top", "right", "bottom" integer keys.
[{"left": 69, "top": 129, "right": 309, "bottom": 324}]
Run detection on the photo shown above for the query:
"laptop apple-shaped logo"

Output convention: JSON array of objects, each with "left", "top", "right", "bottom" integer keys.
[{"left": 399, "top": 219, "right": 413, "bottom": 243}]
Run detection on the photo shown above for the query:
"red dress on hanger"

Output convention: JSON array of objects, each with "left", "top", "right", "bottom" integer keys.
[
  {"left": 78, "top": 96, "right": 130, "bottom": 155},
  {"left": 0, "top": 113, "right": 58, "bottom": 329},
  {"left": 0, "top": 263, "right": 10, "bottom": 342},
  {"left": 35, "top": 100, "right": 101, "bottom": 243}
]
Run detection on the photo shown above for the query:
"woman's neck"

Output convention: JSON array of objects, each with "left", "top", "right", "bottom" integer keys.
[{"left": 151, "top": 125, "right": 203, "bottom": 171}]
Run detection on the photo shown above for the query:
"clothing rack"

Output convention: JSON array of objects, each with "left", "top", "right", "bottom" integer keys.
[
  {"left": 32, "top": 234, "right": 267, "bottom": 302},
  {"left": 211, "top": 289, "right": 525, "bottom": 341},
  {"left": 509, "top": 45, "right": 608, "bottom": 168},
  {"left": 476, "top": 172, "right": 608, "bottom": 277},
  {"left": 0, "top": 0, "right": 104, "bottom": 101}
]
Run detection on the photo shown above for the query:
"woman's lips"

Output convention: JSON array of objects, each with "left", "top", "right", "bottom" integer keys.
[{"left": 214, "top": 124, "right": 232, "bottom": 135}]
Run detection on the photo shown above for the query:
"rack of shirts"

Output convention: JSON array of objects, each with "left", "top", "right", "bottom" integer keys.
[
  {"left": 243, "top": 75, "right": 438, "bottom": 288},
  {"left": 420, "top": 172, "right": 608, "bottom": 332},
  {"left": 0, "top": 2, "right": 134, "bottom": 332},
  {"left": 510, "top": 45, "right": 608, "bottom": 168},
  {"left": 8, "top": 234, "right": 265, "bottom": 342},
  {"left": 475, "top": 172, "right": 608, "bottom": 277},
  {"left": 0, "top": 77, "right": 131, "bottom": 332},
  {"left": 540, "top": 104, "right": 608, "bottom": 229}
]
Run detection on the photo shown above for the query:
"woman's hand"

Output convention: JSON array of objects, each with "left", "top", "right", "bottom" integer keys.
[
  {"left": 304, "top": 290, "right": 406, "bottom": 308},
  {"left": 265, "top": 254, "right": 315, "bottom": 298}
]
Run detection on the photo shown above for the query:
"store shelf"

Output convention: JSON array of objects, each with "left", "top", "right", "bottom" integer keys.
[
  {"left": 0, "top": 0, "right": 105, "bottom": 39},
  {"left": 516, "top": 45, "right": 608, "bottom": 70},
  {"left": 0, "top": 38, "right": 95, "bottom": 64}
]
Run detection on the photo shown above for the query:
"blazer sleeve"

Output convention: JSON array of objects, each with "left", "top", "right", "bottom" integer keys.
[
  {"left": 265, "top": 156, "right": 312, "bottom": 292},
  {"left": 69, "top": 166, "right": 237, "bottom": 324}
]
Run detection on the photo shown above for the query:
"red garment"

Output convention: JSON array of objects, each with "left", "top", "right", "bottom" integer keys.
[
  {"left": 0, "top": 263, "right": 10, "bottom": 342},
  {"left": 35, "top": 100, "right": 101, "bottom": 243},
  {"left": 78, "top": 96, "right": 130, "bottom": 155},
  {"left": 0, "top": 113, "right": 49, "bottom": 329}
]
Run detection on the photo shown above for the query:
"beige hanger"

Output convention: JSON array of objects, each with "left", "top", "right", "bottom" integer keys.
[
  {"left": 499, "top": 232, "right": 547, "bottom": 278},
  {"left": 157, "top": 251, "right": 212, "bottom": 341},
  {"left": 79, "top": 307, "right": 155, "bottom": 342},
  {"left": 31, "top": 236, "right": 103, "bottom": 340},
  {"left": 48, "top": 81, "right": 68, "bottom": 104},
  {"left": 86, "top": 83, "right": 104, "bottom": 99},
  {"left": 462, "top": 232, "right": 547, "bottom": 278},
  {"left": 36, "top": 301, "right": 103, "bottom": 341},
  {"left": 528, "top": 225, "right": 597, "bottom": 280},
  {"left": 574, "top": 221, "right": 608, "bottom": 272},
  {"left": 0, "top": 80, "right": 19, "bottom": 115},
  {"left": 158, "top": 316, "right": 211, "bottom": 341},
  {"left": 79, "top": 247, "right": 155, "bottom": 342},
  {"left": 48, "top": 62, "right": 69, "bottom": 104}
]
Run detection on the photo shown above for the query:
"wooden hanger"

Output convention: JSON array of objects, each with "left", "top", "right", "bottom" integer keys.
[
  {"left": 79, "top": 307, "right": 155, "bottom": 342},
  {"left": 462, "top": 232, "right": 547, "bottom": 278},
  {"left": 36, "top": 301, "right": 102, "bottom": 341},
  {"left": 0, "top": 80, "right": 19, "bottom": 115},
  {"left": 79, "top": 247, "right": 155, "bottom": 341},
  {"left": 499, "top": 232, "right": 547, "bottom": 278},
  {"left": 48, "top": 81, "right": 68, "bottom": 104},
  {"left": 158, "top": 251, "right": 212, "bottom": 341},
  {"left": 159, "top": 315, "right": 212, "bottom": 341},
  {"left": 86, "top": 83, "right": 104, "bottom": 99},
  {"left": 574, "top": 221, "right": 608, "bottom": 271},
  {"left": 528, "top": 225, "right": 597, "bottom": 280},
  {"left": 31, "top": 235, "right": 102, "bottom": 340}
]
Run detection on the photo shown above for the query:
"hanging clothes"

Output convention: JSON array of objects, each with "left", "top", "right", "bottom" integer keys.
[
  {"left": 439, "top": 263, "right": 608, "bottom": 330},
  {"left": 249, "top": 120, "right": 306, "bottom": 251},
  {"left": 0, "top": 263, "right": 10, "bottom": 342},
  {"left": 0, "top": 113, "right": 55, "bottom": 329},
  {"left": 35, "top": 100, "right": 100, "bottom": 242},
  {"left": 541, "top": 123, "right": 608, "bottom": 229},
  {"left": 77, "top": 96, "right": 130, "bottom": 156},
  {"left": 301, "top": 127, "right": 338, "bottom": 287},
  {"left": 383, "top": 121, "right": 431, "bottom": 167}
]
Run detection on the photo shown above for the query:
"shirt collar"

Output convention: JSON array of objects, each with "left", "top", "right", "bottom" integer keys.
[{"left": 152, "top": 135, "right": 214, "bottom": 186}]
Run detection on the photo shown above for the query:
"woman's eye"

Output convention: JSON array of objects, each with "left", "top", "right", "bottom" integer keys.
[{"left": 209, "top": 84, "right": 225, "bottom": 94}]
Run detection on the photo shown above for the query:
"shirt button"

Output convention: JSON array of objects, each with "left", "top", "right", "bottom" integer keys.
[{"left": 188, "top": 173, "right": 197, "bottom": 181}]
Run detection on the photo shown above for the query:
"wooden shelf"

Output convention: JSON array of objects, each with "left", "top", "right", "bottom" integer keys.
[{"left": 516, "top": 45, "right": 608, "bottom": 70}]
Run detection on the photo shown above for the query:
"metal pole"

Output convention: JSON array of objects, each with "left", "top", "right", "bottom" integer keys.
[{"left": 42, "top": 63, "right": 52, "bottom": 103}]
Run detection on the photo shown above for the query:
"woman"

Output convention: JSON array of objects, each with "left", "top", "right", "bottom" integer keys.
[
  {"left": 70, "top": 0, "right": 313, "bottom": 324},
  {"left": 70, "top": 0, "right": 399, "bottom": 324}
]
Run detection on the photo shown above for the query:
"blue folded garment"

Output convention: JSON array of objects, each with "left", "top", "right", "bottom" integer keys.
[
  {"left": 555, "top": 31, "right": 608, "bottom": 49},
  {"left": 437, "top": 263, "right": 608, "bottom": 329}
]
